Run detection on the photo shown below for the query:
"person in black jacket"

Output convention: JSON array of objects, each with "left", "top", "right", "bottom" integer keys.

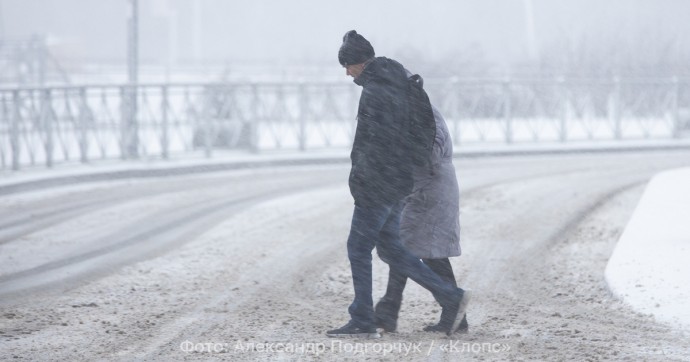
[{"left": 326, "top": 30, "right": 471, "bottom": 338}]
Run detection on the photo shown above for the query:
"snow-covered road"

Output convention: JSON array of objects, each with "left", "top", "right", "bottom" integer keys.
[{"left": 1, "top": 151, "right": 689, "bottom": 361}]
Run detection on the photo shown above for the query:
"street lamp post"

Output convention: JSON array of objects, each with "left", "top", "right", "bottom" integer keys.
[{"left": 125, "top": 0, "right": 139, "bottom": 159}]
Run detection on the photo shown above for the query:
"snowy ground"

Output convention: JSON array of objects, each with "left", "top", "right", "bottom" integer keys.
[
  {"left": 606, "top": 167, "right": 690, "bottom": 331},
  {"left": 1, "top": 151, "right": 690, "bottom": 361}
]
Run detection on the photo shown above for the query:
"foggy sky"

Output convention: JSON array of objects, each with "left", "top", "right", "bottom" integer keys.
[{"left": 2, "top": 0, "right": 690, "bottom": 66}]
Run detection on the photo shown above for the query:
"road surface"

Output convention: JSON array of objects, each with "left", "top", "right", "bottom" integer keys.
[{"left": 1, "top": 150, "right": 690, "bottom": 361}]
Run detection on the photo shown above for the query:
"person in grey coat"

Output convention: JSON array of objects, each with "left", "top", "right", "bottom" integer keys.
[{"left": 374, "top": 104, "right": 468, "bottom": 333}]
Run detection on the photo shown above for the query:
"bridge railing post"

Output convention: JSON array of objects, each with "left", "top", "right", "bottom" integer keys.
[{"left": 11, "top": 90, "right": 21, "bottom": 171}]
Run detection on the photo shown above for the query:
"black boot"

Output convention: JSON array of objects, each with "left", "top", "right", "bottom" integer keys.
[
  {"left": 327, "top": 320, "right": 381, "bottom": 339},
  {"left": 423, "top": 314, "right": 468, "bottom": 333},
  {"left": 374, "top": 297, "right": 400, "bottom": 333},
  {"left": 425, "top": 289, "right": 471, "bottom": 335}
]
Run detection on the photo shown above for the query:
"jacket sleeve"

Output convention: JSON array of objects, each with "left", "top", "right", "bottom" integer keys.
[
  {"left": 348, "top": 88, "right": 377, "bottom": 200},
  {"left": 361, "top": 86, "right": 402, "bottom": 165},
  {"left": 350, "top": 88, "right": 379, "bottom": 179}
]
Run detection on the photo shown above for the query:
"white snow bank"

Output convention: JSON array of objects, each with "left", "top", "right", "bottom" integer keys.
[{"left": 606, "top": 167, "right": 690, "bottom": 331}]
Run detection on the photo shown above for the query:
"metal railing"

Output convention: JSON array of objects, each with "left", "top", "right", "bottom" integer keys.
[
  {"left": 1, "top": 78, "right": 689, "bottom": 170},
  {"left": 425, "top": 77, "right": 690, "bottom": 144}
]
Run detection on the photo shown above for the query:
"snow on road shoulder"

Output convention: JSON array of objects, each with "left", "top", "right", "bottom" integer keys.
[{"left": 605, "top": 167, "right": 690, "bottom": 332}]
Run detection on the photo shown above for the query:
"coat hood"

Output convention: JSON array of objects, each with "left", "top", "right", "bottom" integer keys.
[{"left": 354, "top": 57, "right": 408, "bottom": 88}]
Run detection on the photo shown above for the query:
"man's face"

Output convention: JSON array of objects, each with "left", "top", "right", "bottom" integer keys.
[{"left": 345, "top": 63, "right": 366, "bottom": 79}]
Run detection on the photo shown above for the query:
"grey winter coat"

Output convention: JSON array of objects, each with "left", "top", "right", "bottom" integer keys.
[{"left": 400, "top": 105, "right": 461, "bottom": 259}]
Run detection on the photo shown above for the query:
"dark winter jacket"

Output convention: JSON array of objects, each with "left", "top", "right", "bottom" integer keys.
[{"left": 349, "top": 57, "right": 413, "bottom": 207}]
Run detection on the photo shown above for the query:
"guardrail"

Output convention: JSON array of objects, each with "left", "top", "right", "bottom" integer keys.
[
  {"left": 1, "top": 78, "right": 689, "bottom": 170},
  {"left": 425, "top": 77, "right": 690, "bottom": 144}
]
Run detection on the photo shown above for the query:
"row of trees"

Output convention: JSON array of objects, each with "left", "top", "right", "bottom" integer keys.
[{"left": 394, "top": 33, "right": 690, "bottom": 79}]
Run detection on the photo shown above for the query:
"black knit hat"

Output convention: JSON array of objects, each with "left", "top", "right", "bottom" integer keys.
[{"left": 338, "top": 30, "right": 375, "bottom": 66}]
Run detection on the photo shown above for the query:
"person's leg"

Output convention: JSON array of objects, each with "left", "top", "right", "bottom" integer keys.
[
  {"left": 374, "top": 266, "right": 407, "bottom": 332},
  {"left": 374, "top": 208, "right": 411, "bottom": 330},
  {"left": 423, "top": 258, "right": 456, "bottom": 287},
  {"left": 383, "top": 267, "right": 408, "bottom": 301},
  {"left": 328, "top": 203, "right": 392, "bottom": 337},
  {"left": 422, "top": 258, "right": 468, "bottom": 332},
  {"left": 375, "top": 202, "right": 465, "bottom": 327}
]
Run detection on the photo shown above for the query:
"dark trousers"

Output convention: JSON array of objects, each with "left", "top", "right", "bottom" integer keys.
[
  {"left": 346, "top": 201, "right": 459, "bottom": 329},
  {"left": 379, "top": 258, "right": 457, "bottom": 319}
]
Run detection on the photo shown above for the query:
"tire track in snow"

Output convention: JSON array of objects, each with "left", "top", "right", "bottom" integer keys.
[
  {"left": 0, "top": 177, "right": 340, "bottom": 301},
  {"left": 0, "top": 170, "right": 324, "bottom": 245}
]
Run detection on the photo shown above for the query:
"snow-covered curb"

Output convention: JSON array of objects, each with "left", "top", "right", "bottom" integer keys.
[
  {"left": 1, "top": 139, "right": 689, "bottom": 196},
  {"left": 0, "top": 150, "right": 350, "bottom": 195},
  {"left": 605, "top": 167, "right": 690, "bottom": 332}
]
